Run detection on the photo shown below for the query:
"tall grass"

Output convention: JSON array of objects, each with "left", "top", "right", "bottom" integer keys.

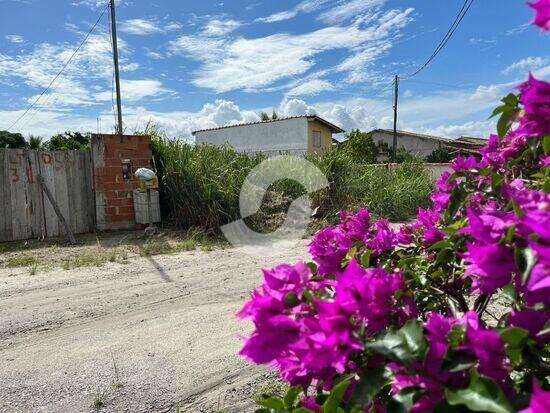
[{"left": 152, "top": 138, "right": 434, "bottom": 232}]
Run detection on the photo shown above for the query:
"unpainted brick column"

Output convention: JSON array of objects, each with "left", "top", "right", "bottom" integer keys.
[{"left": 91, "top": 134, "right": 152, "bottom": 230}]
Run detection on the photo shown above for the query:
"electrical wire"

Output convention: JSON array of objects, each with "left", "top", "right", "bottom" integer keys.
[
  {"left": 5, "top": 1, "right": 110, "bottom": 131},
  {"left": 402, "top": 0, "right": 475, "bottom": 79},
  {"left": 400, "top": 78, "right": 475, "bottom": 89}
]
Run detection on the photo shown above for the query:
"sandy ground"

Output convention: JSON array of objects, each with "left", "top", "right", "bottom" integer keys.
[{"left": 0, "top": 241, "right": 308, "bottom": 413}]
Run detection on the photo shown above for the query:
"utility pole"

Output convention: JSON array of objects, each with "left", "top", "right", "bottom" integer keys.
[
  {"left": 109, "top": 0, "right": 123, "bottom": 135},
  {"left": 392, "top": 74, "right": 399, "bottom": 162}
]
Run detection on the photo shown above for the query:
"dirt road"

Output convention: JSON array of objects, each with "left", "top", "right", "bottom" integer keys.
[{"left": 0, "top": 242, "right": 308, "bottom": 412}]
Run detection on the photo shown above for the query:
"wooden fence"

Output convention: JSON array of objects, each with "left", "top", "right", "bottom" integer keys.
[{"left": 0, "top": 148, "right": 95, "bottom": 242}]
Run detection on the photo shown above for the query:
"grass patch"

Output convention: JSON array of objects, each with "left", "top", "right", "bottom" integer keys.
[
  {"left": 138, "top": 230, "right": 220, "bottom": 257},
  {"left": 62, "top": 248, "right": 128, "bottom": 270},
  {"left": 6, "top": 254, "right": 38, "bottom": 268}
]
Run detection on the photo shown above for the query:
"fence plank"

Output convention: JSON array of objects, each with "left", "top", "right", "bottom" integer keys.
[
  {"left": 52, "top": 151, "right": 71, "bottom": 236},
  {"left": 0, "top": 150, "right": 13, "bottom": 242},
  {"left": 39, "top": 151, "right": 60, "bottom": 238}
]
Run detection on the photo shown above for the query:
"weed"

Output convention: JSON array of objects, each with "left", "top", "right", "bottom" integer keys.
[
  {"left": 92, "top": 387, "right": 107, "bottom": 410},
  {"left": 29, "top": 263, "right": 38, "bottom": 275},
  {"left": 111, "top": 352, "right": 123, "bottom": 389},
  {"left": 62, "top": 248, "right": 129, "bottom": 270},
  {"left": 7, "top": 254, "right": 37, "bottom": 268}
]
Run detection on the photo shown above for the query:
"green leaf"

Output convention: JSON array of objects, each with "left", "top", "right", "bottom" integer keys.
[
  {"left": 399, "top": 320, "right": 427, "bottom": 358},
  {"left": 443, "top": 350, "right": 478, "bottom": 372},
  {"left": 502, "top": 284, "right": 517, "bottom": 303},
  {"left": 446, "top": 371, "right": 514, "bottom": 413},
  {"left": 500, "top": 327, "right": 529, "bottom": 366},
  {"left": 543, "top": 135, "right": 550, "bottom": 155},
  {"left": 360, "top": 250, "right": 371, "bottom": 268},
  {"left": 284, "top": 387, "right": 302, "bottom": 409},
  {"left": 293, "top": 408, "right": 314, "bottom": 413},
  {"left": 388, "top": 391, "right": 415, "bottom": 413},
  {"left": 520, "top": 247, "right": 536, "bottom": 286},
  {"left": 447, "top": 187, "right": 467, "bottom": 219},
  {"left": 491, "top": 173, "right": 504, "bottom": 192},
  {"left": 284, "top": 291, "right": 301, "bottom": 308},
  {"left": 347, "top": 366, "right": 386, "bottom": 408},
  {"left": 365, "top": 321, "right": 427, "bottom": 364},
  {"left": 257, "top": 396, "right": 285, "bottom": 410},
  {"left": 322, "top": 378, "right": 351, "bottom": 413}
]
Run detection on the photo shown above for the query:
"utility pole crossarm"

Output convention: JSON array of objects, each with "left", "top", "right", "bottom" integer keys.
[{"left": 110, "top": 0, "right": 123, "bottom": 135}]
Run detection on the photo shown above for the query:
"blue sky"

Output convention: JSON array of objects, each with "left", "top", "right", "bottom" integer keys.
[{"left": 0, "top": 0, "right": 548, "bottom": 139}]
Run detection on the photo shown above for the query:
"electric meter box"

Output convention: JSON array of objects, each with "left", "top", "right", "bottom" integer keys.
[{"left": 133, "top": 189, "right": 161, "bottom": 224}]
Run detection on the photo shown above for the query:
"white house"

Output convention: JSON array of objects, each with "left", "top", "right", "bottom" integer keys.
[{"left": 192, "top": 115, "right": 345, "bottom": 156}]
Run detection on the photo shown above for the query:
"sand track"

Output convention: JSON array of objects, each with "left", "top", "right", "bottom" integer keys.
[{"left": 0, "top": 243, "right": 307, "bottom": 412}]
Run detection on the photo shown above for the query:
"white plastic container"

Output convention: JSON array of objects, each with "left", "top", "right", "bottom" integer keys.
[{"left": 133, "top": 189, "right": 161, "bottom": 224}]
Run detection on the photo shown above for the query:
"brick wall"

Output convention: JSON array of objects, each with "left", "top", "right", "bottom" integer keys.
[{"left": 91, "top": 134, "right": 152, "bottom": 230}]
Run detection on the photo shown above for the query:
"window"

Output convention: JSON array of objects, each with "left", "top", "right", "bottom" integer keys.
[{"left": 312, "top": 131, "right": 321, "bottom": 148}]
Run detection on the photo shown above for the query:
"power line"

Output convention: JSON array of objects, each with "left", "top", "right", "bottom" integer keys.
[
  {"left": 401, "top": 78, "right": 475, "bottom": 89},
  {"left": 5, "top": 2, "right": 110, "bottom": 131},
  {"left": 402, "top": 0, "right": 475, "bottom": 79}
]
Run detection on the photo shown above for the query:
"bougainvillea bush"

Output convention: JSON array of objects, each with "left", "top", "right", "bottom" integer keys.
[{"left": 238, "top": 3, "right": 550, "bottom": 413}]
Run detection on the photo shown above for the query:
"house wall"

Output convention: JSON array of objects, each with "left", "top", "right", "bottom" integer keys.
[
  {"left": 194, "top": 118, "right": 308, "bottom": 155},
  {"left": 371, "top": 130, "right": 444, "bottom": 159},
  {"left": 307, "top": 119, "right": 334, "bottom": 157}
]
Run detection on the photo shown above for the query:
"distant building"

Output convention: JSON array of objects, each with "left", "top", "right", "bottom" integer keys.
[
  {"left": 368, "top": 129, "right": 487, "bottom": 160},
  {"left": 192, "top": 115, "right": 345, "bottom": 156}
]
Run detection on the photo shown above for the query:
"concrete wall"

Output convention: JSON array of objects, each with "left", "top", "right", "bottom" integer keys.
[
  {"left": 371, "top": 130, "right": 443, "bottom": 159},
  {"left": 308, "top": 119, "right": 334, "bottom": 157},
  {"left": 194, "top": 118, "right": 309, "bottom": 155},
  {"left": 91, "top": 134, "right": 152, "bottom": 231}
]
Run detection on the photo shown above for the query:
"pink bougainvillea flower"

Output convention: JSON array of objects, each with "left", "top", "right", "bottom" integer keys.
[
  {"left": 451, "top": 155, "right": 479, "bottom": 173},
  {"left": 239, "top": 315, "right": 300, "bottom": 363},
  {"left": 529, "top": 0, "right": 550, "bottom": 30},
  {"left": 336, "top": 208, "right": 371, "bottom": 241},
  {"left": 397, "top": 223, "right": 415, "bottom": 245},
  {"left": 463, "top": 312, "right": 508, "bottom": 383},
  {"left": 518, "top": 74, "right": 550, "bottom": 136},
  {"left": 309, "top": 227, "right": 353, "bottom": 276},
  {"left": 520, "top": 382, "right": 550, "bottom": 413},
  {"left": 461, "top": 207, "right": 516, "bottom": 244},
  {"left": 262, "top": 261, "right": 311, "bottom": 300},
  {"left": 509, "top": 309, "right": 550, "bottom": 345},
  {"left": 464, "top": 243, "right": 517, "bottom": 294},
  {"left": 366, "top": 219, "right": 397, "bottom": 256}
]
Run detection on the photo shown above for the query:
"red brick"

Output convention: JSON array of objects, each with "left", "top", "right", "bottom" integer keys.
[
  {"left": 108, "top": 198, "right": 133, "bottom": 207},
  {"left": 117, "top": 206, "right": 135, "bottom": 215},
  {"left": 106, "top": 214, "right": 134, "bottom": 223}
]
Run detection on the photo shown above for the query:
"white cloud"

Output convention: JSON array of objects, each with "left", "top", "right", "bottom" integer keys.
[
  {"left": 5, "top": 35, "right": 24, "bottom": 44},
  {"left": 255, "top": 0, "right": 331, "bottom": 23},
  {"left": 119, "top": 19, "right": 164, "bottom": 35},
  {"left": 0, "top": 30, "right": 168, "bottom": 110},
  {"left": 1, "top": 78, "right": 504, "bottom": 140},
  {"left": 502, "top": 56, "right": 550, "bottom": 75},
  {"left": 255, "top": 11, "right": 298, "bottom": 23},
  {"left": 317, "top": 0, "right": 385, "bottom": 24},
  {"left": 95, "top": 79, "right": 171, "bottom": 102},
  {"left": 287, "top": 79, "right": 334, "bottom": 96},
  {"left": 170, "top": 8, "right": 414, "bottom": 93},
  {"left": 202, "top": 18, "right": 242, "bottom": 36}
]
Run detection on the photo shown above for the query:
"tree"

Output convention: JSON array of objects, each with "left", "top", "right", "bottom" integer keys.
[
  {"left": 0, "top": 130, "right": 26, "bottom": 149},
  {"left": 342, "top": 129, "right": 377, "bottom": 163},
  {"left": 425, "top": 144, "right": 453, "bottom": 163},
  {"left": 45, "top": 131, "right": 90, "bottom": 151},
  {"left": 27, "top": 135, "right": 44, "bottom": 150},
  {"left": 259, "top": 111, "right": 279, "bottom": 121}
]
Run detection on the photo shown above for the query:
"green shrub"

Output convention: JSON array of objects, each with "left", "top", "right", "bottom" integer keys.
[{"left": 152, "top": 138, "right": 434, "bottom": 231}]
